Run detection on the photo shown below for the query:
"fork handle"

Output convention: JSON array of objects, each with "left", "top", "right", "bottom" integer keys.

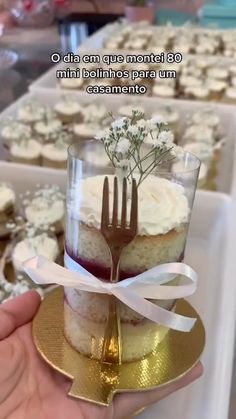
[{"left": 101, "top": 295, "right": 121, "bottom": 365}]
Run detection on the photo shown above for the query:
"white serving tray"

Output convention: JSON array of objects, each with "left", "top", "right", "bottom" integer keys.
[
  {"left": 147, "top": 98, "right": 236, "bottom": 419},
  {"left": 0, "top": 161, "right": 235, "bottom": 419},
  {"left": 30, "top": 53, "right": 236, "bottom": 95},
  {"left": 29, "top": 22, "right": 236, "bottom": 94},
  {"left": 0, "top": 89, "right": 235, "bottom": 195},
  {"left": 138, "top": 191, "right": 236, "bottom": 419},
  {"left": 0, "top": 161, "right": 66, "bottom": 193},
  {"left": 77, "top": 21, "right": 236, "bottom": 61}
]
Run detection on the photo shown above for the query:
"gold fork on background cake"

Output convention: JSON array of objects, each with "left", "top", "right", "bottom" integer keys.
[{"left": 101, "top": 176, "right": 138, "bottom": 365}]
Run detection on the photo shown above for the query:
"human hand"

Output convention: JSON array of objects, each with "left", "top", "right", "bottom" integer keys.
[{"left": 0, "top": 291, "right": 203, "bottom": 419}]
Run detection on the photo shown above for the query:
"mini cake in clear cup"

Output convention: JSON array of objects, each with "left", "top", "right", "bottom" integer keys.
[{"left": 64, "top": 113, "right": 200, "bottom": 363}]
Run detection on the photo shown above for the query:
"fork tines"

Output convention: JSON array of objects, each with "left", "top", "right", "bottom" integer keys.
[{"left": 101, "top": 176, "right": 137, "bottom": 232}]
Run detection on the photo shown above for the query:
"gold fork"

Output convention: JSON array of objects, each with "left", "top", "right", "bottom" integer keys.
[{"left": 100, "top": 176, "right": 138, "bottom": 365}]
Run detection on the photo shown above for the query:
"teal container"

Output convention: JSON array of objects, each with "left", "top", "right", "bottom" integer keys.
[
  {"left": 155, "top": 9, "right": 196, "bottom": 26},
  {"left": 200, "top": 4, "right": 236, "bottom": 28}
]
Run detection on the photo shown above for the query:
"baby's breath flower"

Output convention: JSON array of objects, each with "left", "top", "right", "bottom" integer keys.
[
  {"left": 98, "top": 110, "right": 183, "bottom": 186},
  {"left": 127, "top": 125, "right": 139, "bottom": 135},
  {"left": 116, "top": 138, "right": 130, "bottom": 154},
  {"left": 152, "top": 137, "right": 163, "bottom": 148},
  {"left": 136, "top": 119, "right": 147, "bottom": 130},
  {"left": 158, "top": 130, "right": 174, "bottom": 144},
  {"left": 95, "top": 128, "right": 110, "bottom": 140},
  {"left": 150, "top": 115, "right": 167, "bottom": 125},
  {"left": 117, "top": 159, "right": 130, "bottom": 168},
  {"left": 111, "top": 117, "right": 128, "bottom": 130}
]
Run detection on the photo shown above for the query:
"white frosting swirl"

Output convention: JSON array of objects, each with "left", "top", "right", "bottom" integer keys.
[
  {"left": 1, "top": 123, "right": 31, "bottom": 141},
  {"left": 206, "top": 78, "right": 227, "bottom": 92},
  {"left": 185, "top": 86, "right": 209, "bottom": 99},
  {"left": 55, "top": 100, "right": 81, "bottom": 115},
  {"left": 25, "top": 197, "right": 65, "bottom": 227},
  {"left": 207, "top": 67, "right": 229, "bottom": 80},
  {"left": 180, "top": 76, "right": 202, "bottom": 88},
  {"left": 183, "top": 125, "right": 214, "bottom": 144},
  {"left": 60, "top": 78, "right": 83, "bottom": 89},
  {"left": 225, "top": 87, "right": 236, "bottom": 99},
  {"left": 191, "top": 111, "right": 219, "bottom": 128},
  {"left": 42, "top": 143, "right": 68, "bottom": 162},
  {"left": 73, "top": 123, "right": 99, "bottom": 138},
  {"left": 183, "top": 142, "right": 213, "bottom": 163},
  {"left": 17, "top": 104, "right": 45, "bottom": 123},
  {"left": 11, "top": 140, "right": 42, "bottom": 159},
  {"left": 68, "top": 175, "right": 189, "bottom": 236},
  {"left": 35, "top": 119, "right": 62, "bottom": 136},
  {"left": 152, "top": 85, "right": 175, "bottom": 98}
]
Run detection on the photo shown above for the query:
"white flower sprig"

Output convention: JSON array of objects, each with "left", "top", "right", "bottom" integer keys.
[{"left": 95, "top": 110, "right": 183, "bottom": 186}]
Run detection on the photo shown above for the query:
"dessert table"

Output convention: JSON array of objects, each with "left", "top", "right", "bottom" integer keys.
[{"left": 0, "top": 22, "right": 236, "bottom": 419}]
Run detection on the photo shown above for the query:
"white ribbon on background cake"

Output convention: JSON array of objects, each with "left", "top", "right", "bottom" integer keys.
[{"left": 24, "top": 252, "right": 198, "bottom": 333}]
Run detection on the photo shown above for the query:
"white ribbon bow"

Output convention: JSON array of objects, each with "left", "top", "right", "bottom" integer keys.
[{"left": 23, "top": 252, "right": 198, "bottom": 333}]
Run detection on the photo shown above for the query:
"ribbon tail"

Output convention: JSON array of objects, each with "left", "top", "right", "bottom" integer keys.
[
  {"left": 23, "top": 256, "right": 110, "bottom": 293},
  {"left": 112, "top": 287, "right": 196, "bottom": 332},
  {"left": 129, "top": 283, "right": 197, "bottom": 299}
]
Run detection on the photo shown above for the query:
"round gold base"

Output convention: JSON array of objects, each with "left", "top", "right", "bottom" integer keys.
[{"left": 33, "top": 287, "right": 205, "bottom": 406}]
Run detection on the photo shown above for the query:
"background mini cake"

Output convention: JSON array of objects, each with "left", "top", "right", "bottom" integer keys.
[
  {"left": 34, "top": 112, "right": 62, "bottom": 143},
  {"left": 41, "top": 138, "right": 68, "bottom": 170},
  {"left": 224, "top": 87, "right": 236, "bottom": 104},
  {"left": 207, "top": 79, "right": 227, "bottom": 101},
  {"left": 0, "top": 182, "right": 15, "bottom": 239},
  {"left": 10, "top": 138, "right": 42, "bottom": 166},
  {"left": 1, "top": 121, "right": 32, "bottom": 149},
  {"left": 151, "top": 107, "right": 180, "bottom": 139},
  {"left": 60, "top": 75, "right": 84, "bottom": 91},
  {"left": 184, "top": 85, "right": 210, "bottom": 102},
  {"left": 102, "top": 22, "right": 236, "bottom": 59},
  {"left": 54, "top": 96, "right": 83, "bottom": 124},
  {"left": 17, "top": 101, "right": 46, "bottom": 126},
  {"left": 12, "top": 232, "right": 59, "bottom": 276},
  {"left": 73, "top": 104, "right": 109, "bottom": 140},
  {"left": 22, "top": 185, "right": 65, "bottom": 235}
]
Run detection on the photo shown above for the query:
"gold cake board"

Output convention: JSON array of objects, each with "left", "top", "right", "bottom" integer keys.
[{"left": 33, "top": 287, "right": 205, "bottom": 406}]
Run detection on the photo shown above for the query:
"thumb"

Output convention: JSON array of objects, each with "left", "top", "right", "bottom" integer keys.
[{"left": 0, "top": 290, "right": 41, "bottom": 340}]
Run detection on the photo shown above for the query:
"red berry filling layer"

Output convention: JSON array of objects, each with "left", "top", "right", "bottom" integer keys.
[{"left": 65, "top": 244, "right": 185, "bottom": 281}]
